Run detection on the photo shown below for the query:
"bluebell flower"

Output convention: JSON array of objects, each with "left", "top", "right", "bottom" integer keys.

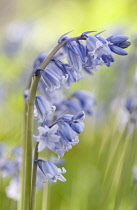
[
  {"left": 69, "top": 112, "right": 85, "bottom": 134},
  {"left": 86, "top": 35, "right": 102, "bottom": 54},
  {"left": 0, "top": 144, "right": 21, "bottom": 178},
  {"left": 5, "top": 165, "right": 53, "bottom": 201},
  {"left": 38, "top": 84, "right": 64, "bottom": 106},
  {"left": 35, "top": 160, "right": 66, "bottom": 182},
  {"left": 0, "top": 160, "right": 20, "bottom": 178},
  {"left": 72, "top": 111, "right": 85, "bottom": 121},
  {"left": 82, "top": 52, "right": 104, "bottom": 73},
  {"left": 86, "top": 35, "right": 114, "bottom": 67},
  {"left": 36, "top": 167, "right": 45, "bottom": 189},
  {"left": 58, "top": 121, "right": 74, "bottom": 142},
  {"left": 54, "top": 114, "right": 81, "bottom": 157},
  {"left": 75, "top": 40, "right": 87, "bottom": 63},
  {"left": 40, "top": 68, "right": 68, "bottom": 93},
  {"left": 6, "top": 177, "right": 20, "bottom": 200},
  {"left": 109, "top": 45, "right": 128, "bottom": 55},
  {"left": 52, "top": 59, "right": 83, "bottom": 87},
  {"left": 57, "top": 119, "right": 79, "bottom": 142},
  {"left": 58, "top": 111, "right": 85, "bottom": 134},
  {"left": 107, "top": 35, "right": 129, "bottom": 44},
  {"left": 126, "top": 97, "right": 137, "bottom": 113},
  {"left": 34, "top": 111, "right": 85, "bottom": 157},
  {"left": 107, "top": 35, "right": 130, "bottom": 55},
  {"left": 116, "top": 41, "right": 131, "bottom": 49},
  {"left": 12, "top": 147, "right": 22, "bottom": 157},
  {"left": 54, "top": 131, "right": 79, "bottom": 157},
  {"left": 53, "top": 90, "right": 94, "bottom": 117},
  {"left": 35, "top": 95, "right": 56, "bottom": 123},
  {"left": 56, "top": 98, "right": 82, "bottom": 115},
  {"left": 58, "top": 111, "right": 85, "bottom": 122},
  {"left": 34, "top": 124, "right": 60, "bottom": 152},
  {"left": 72, "top": 90, "right": 96, "bottom": 115},
  {"left": 34, "top": 122, "right": 79, "bottom": 157},
  {"left": 80, "top": 31, "right": 130, "bottom": 71},
  {"left": 58, "top": 36, "right": 82, "bottom": 72}
]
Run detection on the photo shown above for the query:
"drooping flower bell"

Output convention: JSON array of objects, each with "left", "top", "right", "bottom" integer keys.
[
  {"left": 35, "top": 160, "right": 66, "bottom": 182},
  {"left": 107, "top": 35, "right": 131, "bottom": 55},
  {"left": 35, "top": 95, "right": 56, "bottom": 123},
  {"left": 72, "top": 90, "right": 96, "bottom": 115},
  {"left": 58, "top": 36, "right": 83, "bottom": 72}
]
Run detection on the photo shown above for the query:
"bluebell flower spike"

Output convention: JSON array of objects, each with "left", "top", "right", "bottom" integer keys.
[{"left": 31, "top": 30, "right": 130, "bottom": 184}]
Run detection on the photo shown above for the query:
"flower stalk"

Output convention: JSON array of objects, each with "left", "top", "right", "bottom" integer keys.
[
  {"left": 30, "top": 142, "right": 39, "bottom": 210},
  {"left": 24, "top": 74, "right": 41, "bottom": 210}
]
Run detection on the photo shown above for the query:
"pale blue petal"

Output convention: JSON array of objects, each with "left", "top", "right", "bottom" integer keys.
[{"left": 38, "top": 139, "right": 47, "bottom": 152}]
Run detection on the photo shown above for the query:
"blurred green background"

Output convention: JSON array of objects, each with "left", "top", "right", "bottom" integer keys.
[{"left": 0, "top": 0, "right": 137, "bottom": 210}]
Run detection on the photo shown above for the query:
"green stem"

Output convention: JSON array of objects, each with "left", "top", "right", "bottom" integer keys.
[
  {"left": 42, "top": 183, "right": 49, "bottom": 210},
  {"left": 18, "top": 102, "right": 27, "bottom": 210},
  {"left": 100, "top": 110, "right": 137, "bottom": 209},
  {"left": 24, "top": 75, "right": 41, "bottom": 210},
  {"left": 114, "top": 122, "right": 137, "bottom": 210},
  {"left": 31, "top": 142, "right": 39, "bottom": 210},
  {"left": 133, "top": 184, "right": 137, "bottom": 210}
]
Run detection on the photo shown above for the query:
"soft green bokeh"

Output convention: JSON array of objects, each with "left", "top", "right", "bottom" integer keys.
[{"left": 0, "top": 0, "right": 137, "bottom": 210}]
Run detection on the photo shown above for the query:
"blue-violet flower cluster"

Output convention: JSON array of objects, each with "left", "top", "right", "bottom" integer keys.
[{"left": 32, "top": 31, "right": 130, "bottom": 183}]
